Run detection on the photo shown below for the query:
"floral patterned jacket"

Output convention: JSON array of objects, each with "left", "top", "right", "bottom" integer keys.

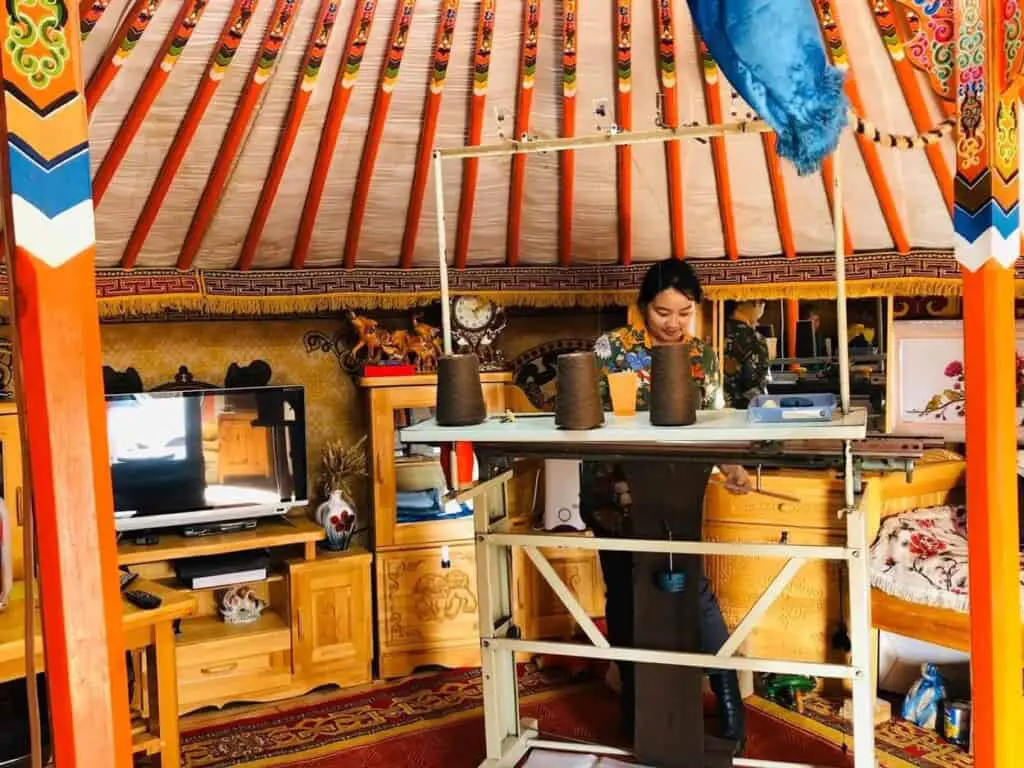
[
  {"left": 582, "top": 323, "right": 723, "bottom": 536},
  {"left": 723, "top": 318, "right": 770, "bottom": 409}
]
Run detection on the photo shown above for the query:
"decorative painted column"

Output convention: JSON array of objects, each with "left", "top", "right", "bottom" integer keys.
[
  {"left": 0, "top": 3, "right": 131, "bottom": 766},
  {"left": 953, "top": 2, "right": 1023, "bottom": 765}
]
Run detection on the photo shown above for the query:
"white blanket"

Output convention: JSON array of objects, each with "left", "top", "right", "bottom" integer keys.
[{"left": 869, "top": 504, "right": 1024, "bottom": 617}]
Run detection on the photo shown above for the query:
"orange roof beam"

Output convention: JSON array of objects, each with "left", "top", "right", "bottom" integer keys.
[
  {"left": 80, "top": 0, "right": 116, "bottom": 39},
  {"left": 505, "top": 0, "right": 540, "bottom": 267},
  {"left": 291, "top": 0, "right": 382, "bottom": 269},
  {"left": 342, "top": 0, "right": 418, "bottom": 269},
  {"left": 453, "top": 0, "right": 497, "bottom": 270},
  {"left": 558, "top": 0, "right": 577, "bottom": 266},
  {"left": 696, "top": 38, "right": 738, "bottom": 260},
  {"left": 399, "top": 0, "right": 462, "bottom": 269},
  {"left": 814, "top": 0, "right": 910, "bottom": 253},
  {"left": 762, "top": 134, "right": 796, "bottom": 259},
  {"left": 868, "top": 0, "right": 953, "bottom": 214},
  {"left": 654, "top": 0, "right": 684, "bottom": 259},
  {"left": 85, "top": 0, "right": 166, "bottom": 114},
  {"left": 120, "top": 0, "right": 261, "bottom": 269},
  {"left": 91, "top": 0, "right": 212, "bottom": 206},
  {"left": 614, "top": 0, "right": 633, "bottom": 265},
  {"left": 234, "top": 0, "right": 342, "bottom": 271}
]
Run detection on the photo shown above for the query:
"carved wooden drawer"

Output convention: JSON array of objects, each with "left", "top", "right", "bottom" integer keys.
[
  {"left": 376, "top": 542, "right": 481, "bottom": 678},
  {"left": 703, "top": 470, "right": 846, "bottom": 531},
  {"left": 178, "top": 649, "right": 292, "bottom": 711},
  {"left": 702, "top": 521, "right": 847, "bottom": 666}
]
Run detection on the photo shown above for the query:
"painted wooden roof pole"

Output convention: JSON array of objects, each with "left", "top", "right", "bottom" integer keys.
[
  {"left": 954, "top": 2, "right": 1024, "bottom": 765},
  {"left": 0, "top": 2, "right": 131, "bottom": 766}
]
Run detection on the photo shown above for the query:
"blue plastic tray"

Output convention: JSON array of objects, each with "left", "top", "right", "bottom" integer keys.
[{"left": 747, "top": 393, "right": 837, "bottom": 423}]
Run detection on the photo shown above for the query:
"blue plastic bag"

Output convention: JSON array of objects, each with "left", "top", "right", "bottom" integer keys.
[{"left": 901, "top": 663, "right": 947, "bottom": 731}]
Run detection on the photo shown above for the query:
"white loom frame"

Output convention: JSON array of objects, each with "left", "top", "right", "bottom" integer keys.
[{"left": 428, "top": 120, "right": 875, "bottom": 768}]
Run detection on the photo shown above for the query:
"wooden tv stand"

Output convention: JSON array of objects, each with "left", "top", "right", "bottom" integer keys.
[{"left": 118, "top": 516, "right": 373, "bottom": 715}]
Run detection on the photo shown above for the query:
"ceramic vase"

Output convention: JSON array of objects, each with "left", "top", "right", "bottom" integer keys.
[{"left": 316, "top": 489, "right": 357, "bottom": 551}]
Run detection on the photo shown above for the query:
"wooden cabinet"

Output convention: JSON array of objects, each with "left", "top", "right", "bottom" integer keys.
[
  {"left": 290, "top": 551, "right": 373, "bottom": 687},
  {"left": 376, "top": 543, "right": 481, "bottom": 677},
  {"left": 702, "top": 469, "right": 848, "bottom": 671},
  {"left": 514, "top": 545, "right": 604, "bottom": 641},
  {"left": 0, "top": 403, "right": 24, "bottom": 580}
]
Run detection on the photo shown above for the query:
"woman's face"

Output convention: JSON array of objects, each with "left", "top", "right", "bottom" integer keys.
[{"left": 644, "top": 288, "right": 696, "bottom": 344}]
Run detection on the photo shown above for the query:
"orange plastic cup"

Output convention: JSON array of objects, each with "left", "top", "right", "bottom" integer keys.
[{"left": 607, "top": 371, "right": 639, "bottom": 417}]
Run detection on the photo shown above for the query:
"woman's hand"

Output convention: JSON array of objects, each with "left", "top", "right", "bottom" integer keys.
[{"left": 720, "top": 464, "right": 753, "bottom": 495}]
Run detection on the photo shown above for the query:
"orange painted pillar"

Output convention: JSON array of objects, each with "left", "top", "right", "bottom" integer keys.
[
  {"left": 953, "top": 4, "right": 1023, "bottom": 765},
  {"left": 785, "top": 298, "right": 799, "bottom": 359},
  {"left": 0, "top": 4, "right": 131, "bottom": 767}
]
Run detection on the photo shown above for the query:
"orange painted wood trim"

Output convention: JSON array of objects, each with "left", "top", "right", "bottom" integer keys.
[
  {"left": 697, "top": 39, "right": 738, "bottom": 260},
  {"left": 784, "top": 298, "right": 799, "bottom": 359},
  {"left": 761, "top": 134, "right": 795, "bottom": 259},
  {"left": 961, "top": 263, "right": 1023, "bottom": 768},
  {"left": 178, "top": 0, "right": 306, "bottom": 270},
  {"left": 399, "top": 0, "right": 462, "bottom": 269},
  {"left": 654, "top": 0, "right": 683, "bottom": 260},
  {"left": 820, "top": 153, "right": 854, "bottom": 256},
  {"left": 558, "top": 0, "right": 576, "bottom": 266},
  {"left": 453, "top": 0, "right": 495, "bottom": 270},
  {"left": 291, "top": 0, "right": 382, "bottom": 269},
  {"left": 614, "top": 0, "right": 632, "bottom": 265},
  {"left": 506, "top": 0, "right": 540, "bottom": 267},
  {"left": 342, "top": 0, "right": 417, "bottom": 269},
  {"left": 120, "top": 0, "right": 259, "bottom": 269},
  {"left": 80, "top": 0, "right": 116, "bottom": 40},
  {"left": 85, "top": 0, "right": 166, "bottom": 115},
  {"left": 814, "top": 0, "right": 909, "bottom": 254},
  {"left": 91, "top": 0, "right": 212, "bottom": 206},
  {"left": 0, "top": 4, "right": 132, "bottom": 761},
  {"left": 871, "top": 0, "right": 953, "bottom": 214},
  {"left": 234, "top": 0, "right": 340, "bottom": 271}
]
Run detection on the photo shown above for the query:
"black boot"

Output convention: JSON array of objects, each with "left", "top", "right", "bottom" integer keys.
[{"left": 709, "top": 670, "right": 746, "bottom": 753}]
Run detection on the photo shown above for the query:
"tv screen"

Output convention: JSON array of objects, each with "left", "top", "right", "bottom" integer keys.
[{"left": 108, "top": 385, "right": 307, "bottom": 531}]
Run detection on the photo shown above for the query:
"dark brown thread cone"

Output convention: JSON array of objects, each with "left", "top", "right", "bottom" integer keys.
[
  {"left": 650, "top": 343, "right": 697, "bottom": 427},
  {"left": 436, "top": 354, "right": 487, "bottom": 426},
  {"left": 555, "top": 352, "right": 605, "bottom": 430}
]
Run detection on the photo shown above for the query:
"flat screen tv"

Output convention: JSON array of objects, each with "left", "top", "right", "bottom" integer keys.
[{"left": 108, "top": 385, "right": 308, "bottom": 532}]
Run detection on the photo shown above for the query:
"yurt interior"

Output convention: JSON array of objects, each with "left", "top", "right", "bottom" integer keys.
[{"left": 0, "top": 0, "right": 1018, "bottom": 766}]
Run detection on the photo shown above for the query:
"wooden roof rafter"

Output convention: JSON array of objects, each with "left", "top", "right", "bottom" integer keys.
[
  {"left": 867, "top": 0, "right": 953, "bottom": 213},
  {"left": 614, "top": 0, "right": 633, "bottom": 265},
  {"left": 399, "top": 0, "right": 463, "bottom": 269},
  {"left": 453, "top": 0, "right": 497, "bottom": 270},
  {"left": 79, "top": 0, "right": 117, "bottom": 39},
  {"left": 85, "top": 0, "right": 165, "bottom": 114},
  {"left": 505, "top": 0, "right": 540, "bottom": 266},
  {"left": 813, "top": 0, "right": 910, "bottom": 253},
  {"left": 120, "top": 0, "right": 262, "bottom": 269},
  {"left": 92, "top": 0, "right": 212, "bottom": 205},
  {"left": 235, "top": 0, "right": 341, "bottom": 271},
  {"left": 292, "top": 0, "right": 382, "bottom": 268},
  {"left": 342, "top": 0, "right": 418, "bottom": 269},
  {"left": 179, "top": 0, "right": 307, "bottom": 270},
  {"left": 695, "top": 36, "right": 738, "bottom": 260},
  {"left": 761, "top": 134, "right": 797, "bottom": 259},
  {"left": 654, "top": 0, "right": 684, "bottom": 260},
  {"left": 558, "top": 0, "right": 577, "bottom": 266}
]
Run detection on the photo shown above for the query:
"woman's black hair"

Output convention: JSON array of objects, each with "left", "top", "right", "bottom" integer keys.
[{"left": 637, "top": 258, "right": 703, "bottom": 307}]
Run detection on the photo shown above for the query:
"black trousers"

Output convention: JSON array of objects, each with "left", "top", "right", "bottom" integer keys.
[{"left": 599, "top": 548, "right": 731, "bottom": 718}]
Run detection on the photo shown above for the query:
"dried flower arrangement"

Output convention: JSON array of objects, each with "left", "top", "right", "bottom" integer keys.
[{"left": 318, "top": 435, "right": 368, "bottom": 502}]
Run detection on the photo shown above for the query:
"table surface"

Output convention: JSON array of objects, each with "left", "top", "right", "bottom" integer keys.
[
  {"left": 0, "top": 579, "right": 196, "bottom": 670},
  {"left": 401, "top": 408, "right": 868, "bottom": 445}
]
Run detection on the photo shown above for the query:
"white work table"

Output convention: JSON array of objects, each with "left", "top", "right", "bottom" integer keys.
[{"left": 400, "top": 407, "right": 868, "bottom": 445}]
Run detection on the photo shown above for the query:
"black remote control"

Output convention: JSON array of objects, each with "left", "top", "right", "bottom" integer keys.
[{"left": 123, "top": 589, "right": 162, "bottom": 610}]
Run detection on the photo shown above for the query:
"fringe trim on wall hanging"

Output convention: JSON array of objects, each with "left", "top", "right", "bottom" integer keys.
[{"left": 0, "top": 251, "right": 994, "bottom": 320}]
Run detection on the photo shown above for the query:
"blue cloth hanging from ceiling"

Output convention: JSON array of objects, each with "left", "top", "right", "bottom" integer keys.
[{"left": 687, "top": 0, "right": 849, "bottom": 175}]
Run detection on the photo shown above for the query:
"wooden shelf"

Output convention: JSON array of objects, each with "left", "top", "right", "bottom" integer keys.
[
  {"left": 358, "top": 371, "right": 512, "bottom": 389},
  {"left": 400, "top": 409, "right": 869, "bottom": 445},
  {"left": 176, "top": 610, "right": 290, "bottom": 649},
  {"left": 118, "top": 517, "right": 323, "bottom": 566}
]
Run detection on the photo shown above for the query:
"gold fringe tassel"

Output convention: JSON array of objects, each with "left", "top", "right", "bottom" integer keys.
[{"left": 0, "top": 277, "right": 987, "bottom": 320}]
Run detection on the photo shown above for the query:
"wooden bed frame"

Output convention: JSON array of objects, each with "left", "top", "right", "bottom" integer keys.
[{"left": 866, "top": 454, "right": 978, "bottom": 655}]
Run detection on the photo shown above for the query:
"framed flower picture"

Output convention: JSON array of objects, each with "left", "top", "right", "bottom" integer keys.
[{"left": 887, "top": 319, "right": 1024, "bottom": 440}]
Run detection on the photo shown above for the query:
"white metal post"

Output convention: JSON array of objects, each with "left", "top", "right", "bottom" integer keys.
[{"left": 433, "top": 149, "right": 454, "bottom": 356}]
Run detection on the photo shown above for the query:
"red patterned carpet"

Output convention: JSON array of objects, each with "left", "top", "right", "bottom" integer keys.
[{"left": 180, "top": 666, "right": 854, "bottom": 768}]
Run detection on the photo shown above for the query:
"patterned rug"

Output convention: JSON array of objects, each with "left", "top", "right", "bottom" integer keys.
[
  {"left": 179, "top": 666, "right": 852, "bottom": 768},
  {"left": 748, "top": 694, "right": 973, "bottom": 768}
]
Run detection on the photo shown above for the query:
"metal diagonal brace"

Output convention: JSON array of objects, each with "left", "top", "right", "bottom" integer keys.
[
  {"left": 522, "top": 546, "right": 609, "bottom": 648},
  {"left": 716, "top": 558, "right": 807, "bottom": 658}
]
